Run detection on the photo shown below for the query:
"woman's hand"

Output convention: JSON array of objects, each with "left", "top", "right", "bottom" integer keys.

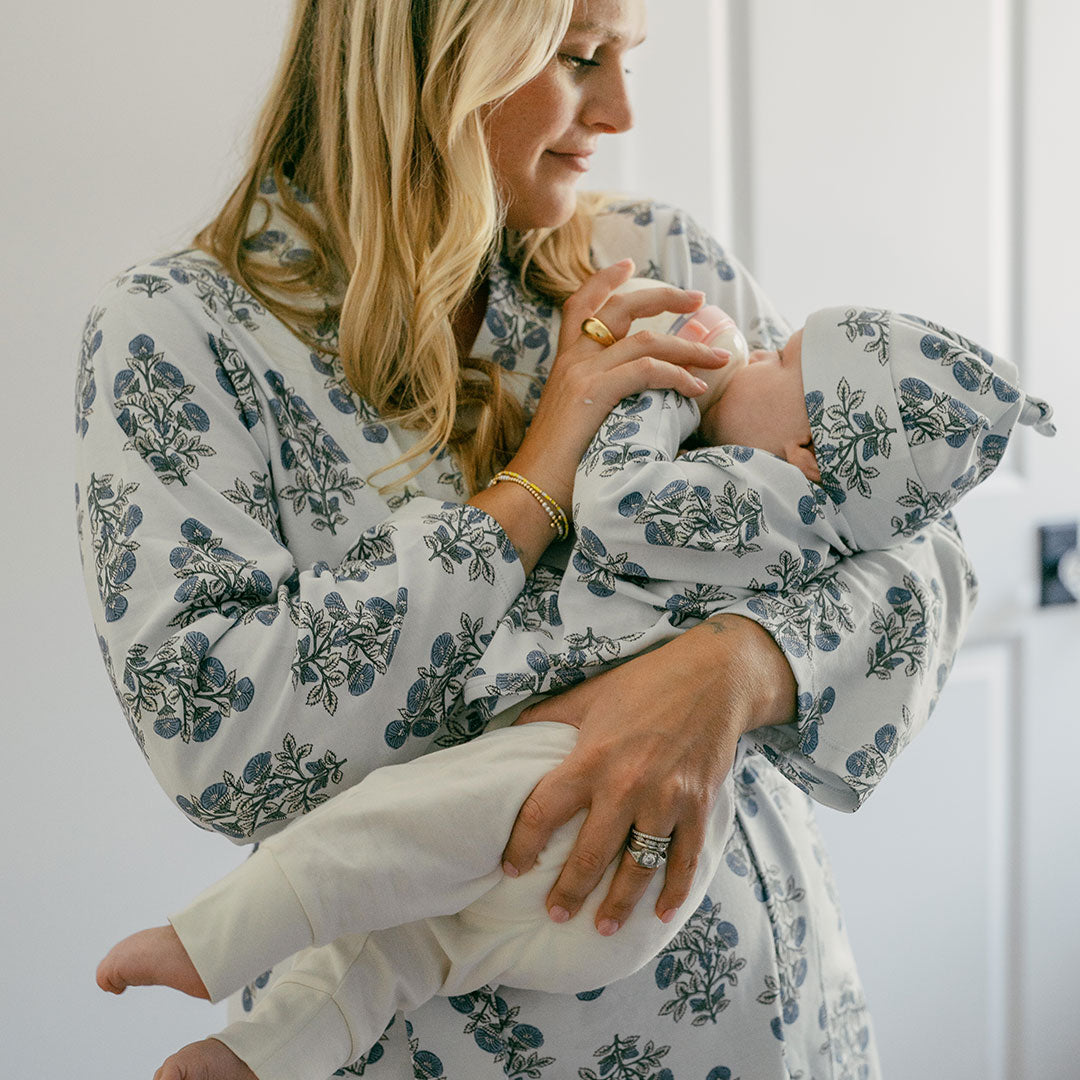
[
  {"left": 508, "top": 259, "right": 732, "bottom": 513},
  {"left": 470, "top": 259, "right": 731, "bottom": 573},
  {"left": 501, "top": 615, "right": 797, "bottom": 934}
]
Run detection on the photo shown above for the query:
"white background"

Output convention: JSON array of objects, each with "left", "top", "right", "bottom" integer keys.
[{"left": 2, "top": 2, "right": 1077, "bottom": 1076}]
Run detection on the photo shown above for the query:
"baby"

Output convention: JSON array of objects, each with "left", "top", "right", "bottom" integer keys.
[{"left": 97, "top": 297, "right": 1054, "bottom": 1080}]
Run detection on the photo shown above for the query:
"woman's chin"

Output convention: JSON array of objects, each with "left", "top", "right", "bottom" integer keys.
[{"left": 504, "top": 188, "right": 581, "bottom": 232}]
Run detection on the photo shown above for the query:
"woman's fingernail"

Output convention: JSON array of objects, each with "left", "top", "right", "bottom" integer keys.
[
  {"left": 660, "top": 908, "right": 677, "bottom": 924},
  {"left": 615, "top": 258, "right": 634, "bottom": 269},
  {"left": 686, "top": 290, "right": 706, "bottom": 301},
  {"left": 549, "top": 906, "right": 571, "bottom": 924},
  {"left": 712, "top": 347, "right": 731, "bottom": 359},
  {"left": 693, "top": 378, "right": 709, "bottom": 392},
  {"left": 502, "top": 861, "right": 519, "bottom": 878},
  {"left": 597, "top": 918, "right": 620, "bottom": 936}
]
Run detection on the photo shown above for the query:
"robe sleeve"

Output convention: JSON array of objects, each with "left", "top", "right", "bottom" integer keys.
[
  {"left": 571, "top": 387, "right": 837, "bottom": 599},
  {"left": 75, "top": 272, "right": 525, "bottom": 844},
  {"left": 590, "top": 202, "right": 979, "bottom": 810}
]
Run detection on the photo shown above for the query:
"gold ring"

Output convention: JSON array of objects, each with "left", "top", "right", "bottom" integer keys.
[{"left": 581, "top": 316, "right": 617, "bottom": 347}]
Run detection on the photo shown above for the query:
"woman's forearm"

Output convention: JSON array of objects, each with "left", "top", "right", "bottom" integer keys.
[{"left": 687, "top": 614, "right": 798, "bottom": 733}]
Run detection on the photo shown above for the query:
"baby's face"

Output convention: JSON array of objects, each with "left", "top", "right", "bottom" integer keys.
[{"left": 698, "top": 328, "right": 820, "bottom": 482}]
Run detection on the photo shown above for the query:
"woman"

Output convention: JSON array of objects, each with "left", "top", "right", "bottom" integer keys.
[{"left": 76, "top": 0, "right": 974, "bottom": 1076}]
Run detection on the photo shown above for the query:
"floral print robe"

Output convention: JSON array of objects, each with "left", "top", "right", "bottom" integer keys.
[{"left": 75, "top": 187, "right": 975, "bottom": 1079}]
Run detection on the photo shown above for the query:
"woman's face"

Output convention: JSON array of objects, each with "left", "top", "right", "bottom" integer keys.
[{"left": 485, "top": 0, "right": 647, "bottom": 231}]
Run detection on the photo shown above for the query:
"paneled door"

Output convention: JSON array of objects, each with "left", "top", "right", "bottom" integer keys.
[{"left": 590, "top": 2, "right": 1080, "bottom": 1075}]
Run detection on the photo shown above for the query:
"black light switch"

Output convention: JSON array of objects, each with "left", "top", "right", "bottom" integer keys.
[{"left": 1040, "top": 523, "right": 1079, "bottom": 606}]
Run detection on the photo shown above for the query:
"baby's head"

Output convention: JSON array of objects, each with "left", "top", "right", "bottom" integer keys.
[
  {"left": 698, "top": 328, "right": 820, "bottom": 483},
  {"left": 702, "top": 308, "right": 1055, "bottom": 548}
]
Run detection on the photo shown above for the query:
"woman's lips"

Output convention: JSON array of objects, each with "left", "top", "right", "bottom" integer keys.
[{"left": 546, "top": 150, "right": 592, "bottom": 173}]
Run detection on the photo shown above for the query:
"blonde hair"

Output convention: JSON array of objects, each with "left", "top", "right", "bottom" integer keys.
[{"left": 196, "top": 0, "right": 605, "bottom": 494}]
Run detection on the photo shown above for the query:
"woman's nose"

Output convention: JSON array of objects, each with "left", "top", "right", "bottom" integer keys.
[{"left": 581, "top": 67, "right": 634, "bottom": 134}]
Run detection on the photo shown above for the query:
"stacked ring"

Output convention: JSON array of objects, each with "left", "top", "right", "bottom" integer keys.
[
  {"left": 581, "top": 316, "right": 617, "bottom": 347},
  {"left": 625, "top": 827, "right": 673, "bottom": 870}
]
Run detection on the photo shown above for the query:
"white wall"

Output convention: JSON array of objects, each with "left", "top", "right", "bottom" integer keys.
[
  {"left": 0, "top": 3, "right": 292, "bottom": 1075},
  {"left": 4, "top": 2, "right": 1077, "bottom": 1077}
]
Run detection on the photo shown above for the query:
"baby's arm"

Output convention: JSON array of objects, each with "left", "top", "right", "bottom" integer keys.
[{"left": 572, "top": 386, "right": 834, "bottom": 600}]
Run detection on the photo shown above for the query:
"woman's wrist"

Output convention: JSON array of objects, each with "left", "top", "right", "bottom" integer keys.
[
  {"left": 468, "top": 476, "right": 563, "bottom": 575},
  {"left": 488, "top": 470, "right": 569, "bottom": 541},
  {"left": 685, "top": 613, "right": 797, "bottom": 735},
  {"left": 503, "top": 442, "right": 576, "bottom": 516}
]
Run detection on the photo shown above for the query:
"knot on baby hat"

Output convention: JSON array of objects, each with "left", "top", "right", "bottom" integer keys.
[{"left": 800, "top": 308, "right": 1055, "bottom": 550}]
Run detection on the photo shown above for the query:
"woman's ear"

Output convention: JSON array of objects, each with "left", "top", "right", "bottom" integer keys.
[{"left": 784, "top": 440, "right": 821, "bottom": 484}]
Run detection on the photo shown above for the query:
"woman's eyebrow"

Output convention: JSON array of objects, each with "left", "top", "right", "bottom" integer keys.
[{"left": 567, "top": 20, "right": 647, "bottom": 48}]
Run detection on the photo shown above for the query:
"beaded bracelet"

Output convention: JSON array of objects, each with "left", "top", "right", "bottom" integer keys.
[{"left": 487, "top": 470, "right": 570, "bottom": 542}]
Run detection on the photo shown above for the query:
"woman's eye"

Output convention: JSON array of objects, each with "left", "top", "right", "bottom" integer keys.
[{"left": 559, "top": 53, "right": 600, "bottom": 70}]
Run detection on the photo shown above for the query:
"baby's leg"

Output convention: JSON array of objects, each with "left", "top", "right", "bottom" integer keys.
[
  {"left": 103, "top": 721, "right": 580, "bottom": 1005},
  {"left": 210, "top": 926, "right": 454, "bottom": 1080},
  {"left": 204, "top": 771, "right": 737, "bottom": 1080}
]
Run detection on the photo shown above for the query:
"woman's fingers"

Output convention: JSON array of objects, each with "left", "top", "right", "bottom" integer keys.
[
  {"left": 560, "top": 262, "right": 709, "bottom": 351},
  {"left": 588, "top": 822, "right": 678, "bottom": 935},
  {"left": 594, "top": 329, "right": 730, "bottom": 373},
  {"left": 596, "top": 284, "right": 706, "bottom": 337},
  {"left": 557, "top": 333, "right": 730, "bottom": 415},
  {"left": 558, "top": 259, "right": 637, "bottom": 350},
  {"left": 541, "top": 804, "right": 634, "bottom": 925},
  {"left": 576, "top": 350, "right": 720, "bottom": 412},
  {"left": 652, "top": 822, "right": 706, "bottom": 923},
  {"left": 603, "top": 356, "right": 709, "bottom": 405},
  {"left": 501, "top": 766, "right": 587, "bottom": 878},
  {"left": 541, "top": 804, "right": 707, "bottom": 933}
]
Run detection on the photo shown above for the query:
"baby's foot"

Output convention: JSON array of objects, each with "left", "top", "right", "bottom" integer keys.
[
  {"left": 153, "top": 1037, "right": 258, "bottom": 1080},
  {"left": 96, "top": 924, "right": 210, "bottom": 1000}
]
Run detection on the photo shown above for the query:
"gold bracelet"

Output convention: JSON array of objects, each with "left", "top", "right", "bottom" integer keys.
[{"left": 487, "top": 470, "right": 570, "bottom": 542}]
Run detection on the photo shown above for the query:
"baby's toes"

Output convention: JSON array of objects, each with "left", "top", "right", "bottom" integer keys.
[{"left": 95, "top": 952, "right": 128, "bottom": 995}]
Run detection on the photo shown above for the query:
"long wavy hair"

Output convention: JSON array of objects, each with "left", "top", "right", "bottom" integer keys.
[{"left": 196, "top": 0, "right": 606, "bottom": 493}]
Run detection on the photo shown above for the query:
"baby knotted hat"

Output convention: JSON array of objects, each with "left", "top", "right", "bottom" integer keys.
[{"left": 799, "top": 308, "right": 1055, "bottom": 550}]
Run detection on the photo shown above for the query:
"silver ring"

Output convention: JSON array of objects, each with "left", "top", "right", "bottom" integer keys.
[
  {"left": 626, "top": 826, "right": 672, "bottom": 870},
  {"left": 626, "top": 845, "right": 666, "bottom": 869},
  {"left": 629, "top": 828, "right": 673, "bottom": 845}
]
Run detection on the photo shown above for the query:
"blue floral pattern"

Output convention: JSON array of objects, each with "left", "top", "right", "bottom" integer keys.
[
  {"left": 113, "top": 333, "right": 216, "bottom": 485},
  {"left": 84, "top": 472, "right": 143, "bottom": 623},
  {"left": 656, "top": 895, "right": 746, "bottom": 1025}
]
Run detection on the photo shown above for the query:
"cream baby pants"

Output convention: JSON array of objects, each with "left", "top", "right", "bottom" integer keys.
[{"left": 170, "top": 721, "right": 736, "bottom": 1080}]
